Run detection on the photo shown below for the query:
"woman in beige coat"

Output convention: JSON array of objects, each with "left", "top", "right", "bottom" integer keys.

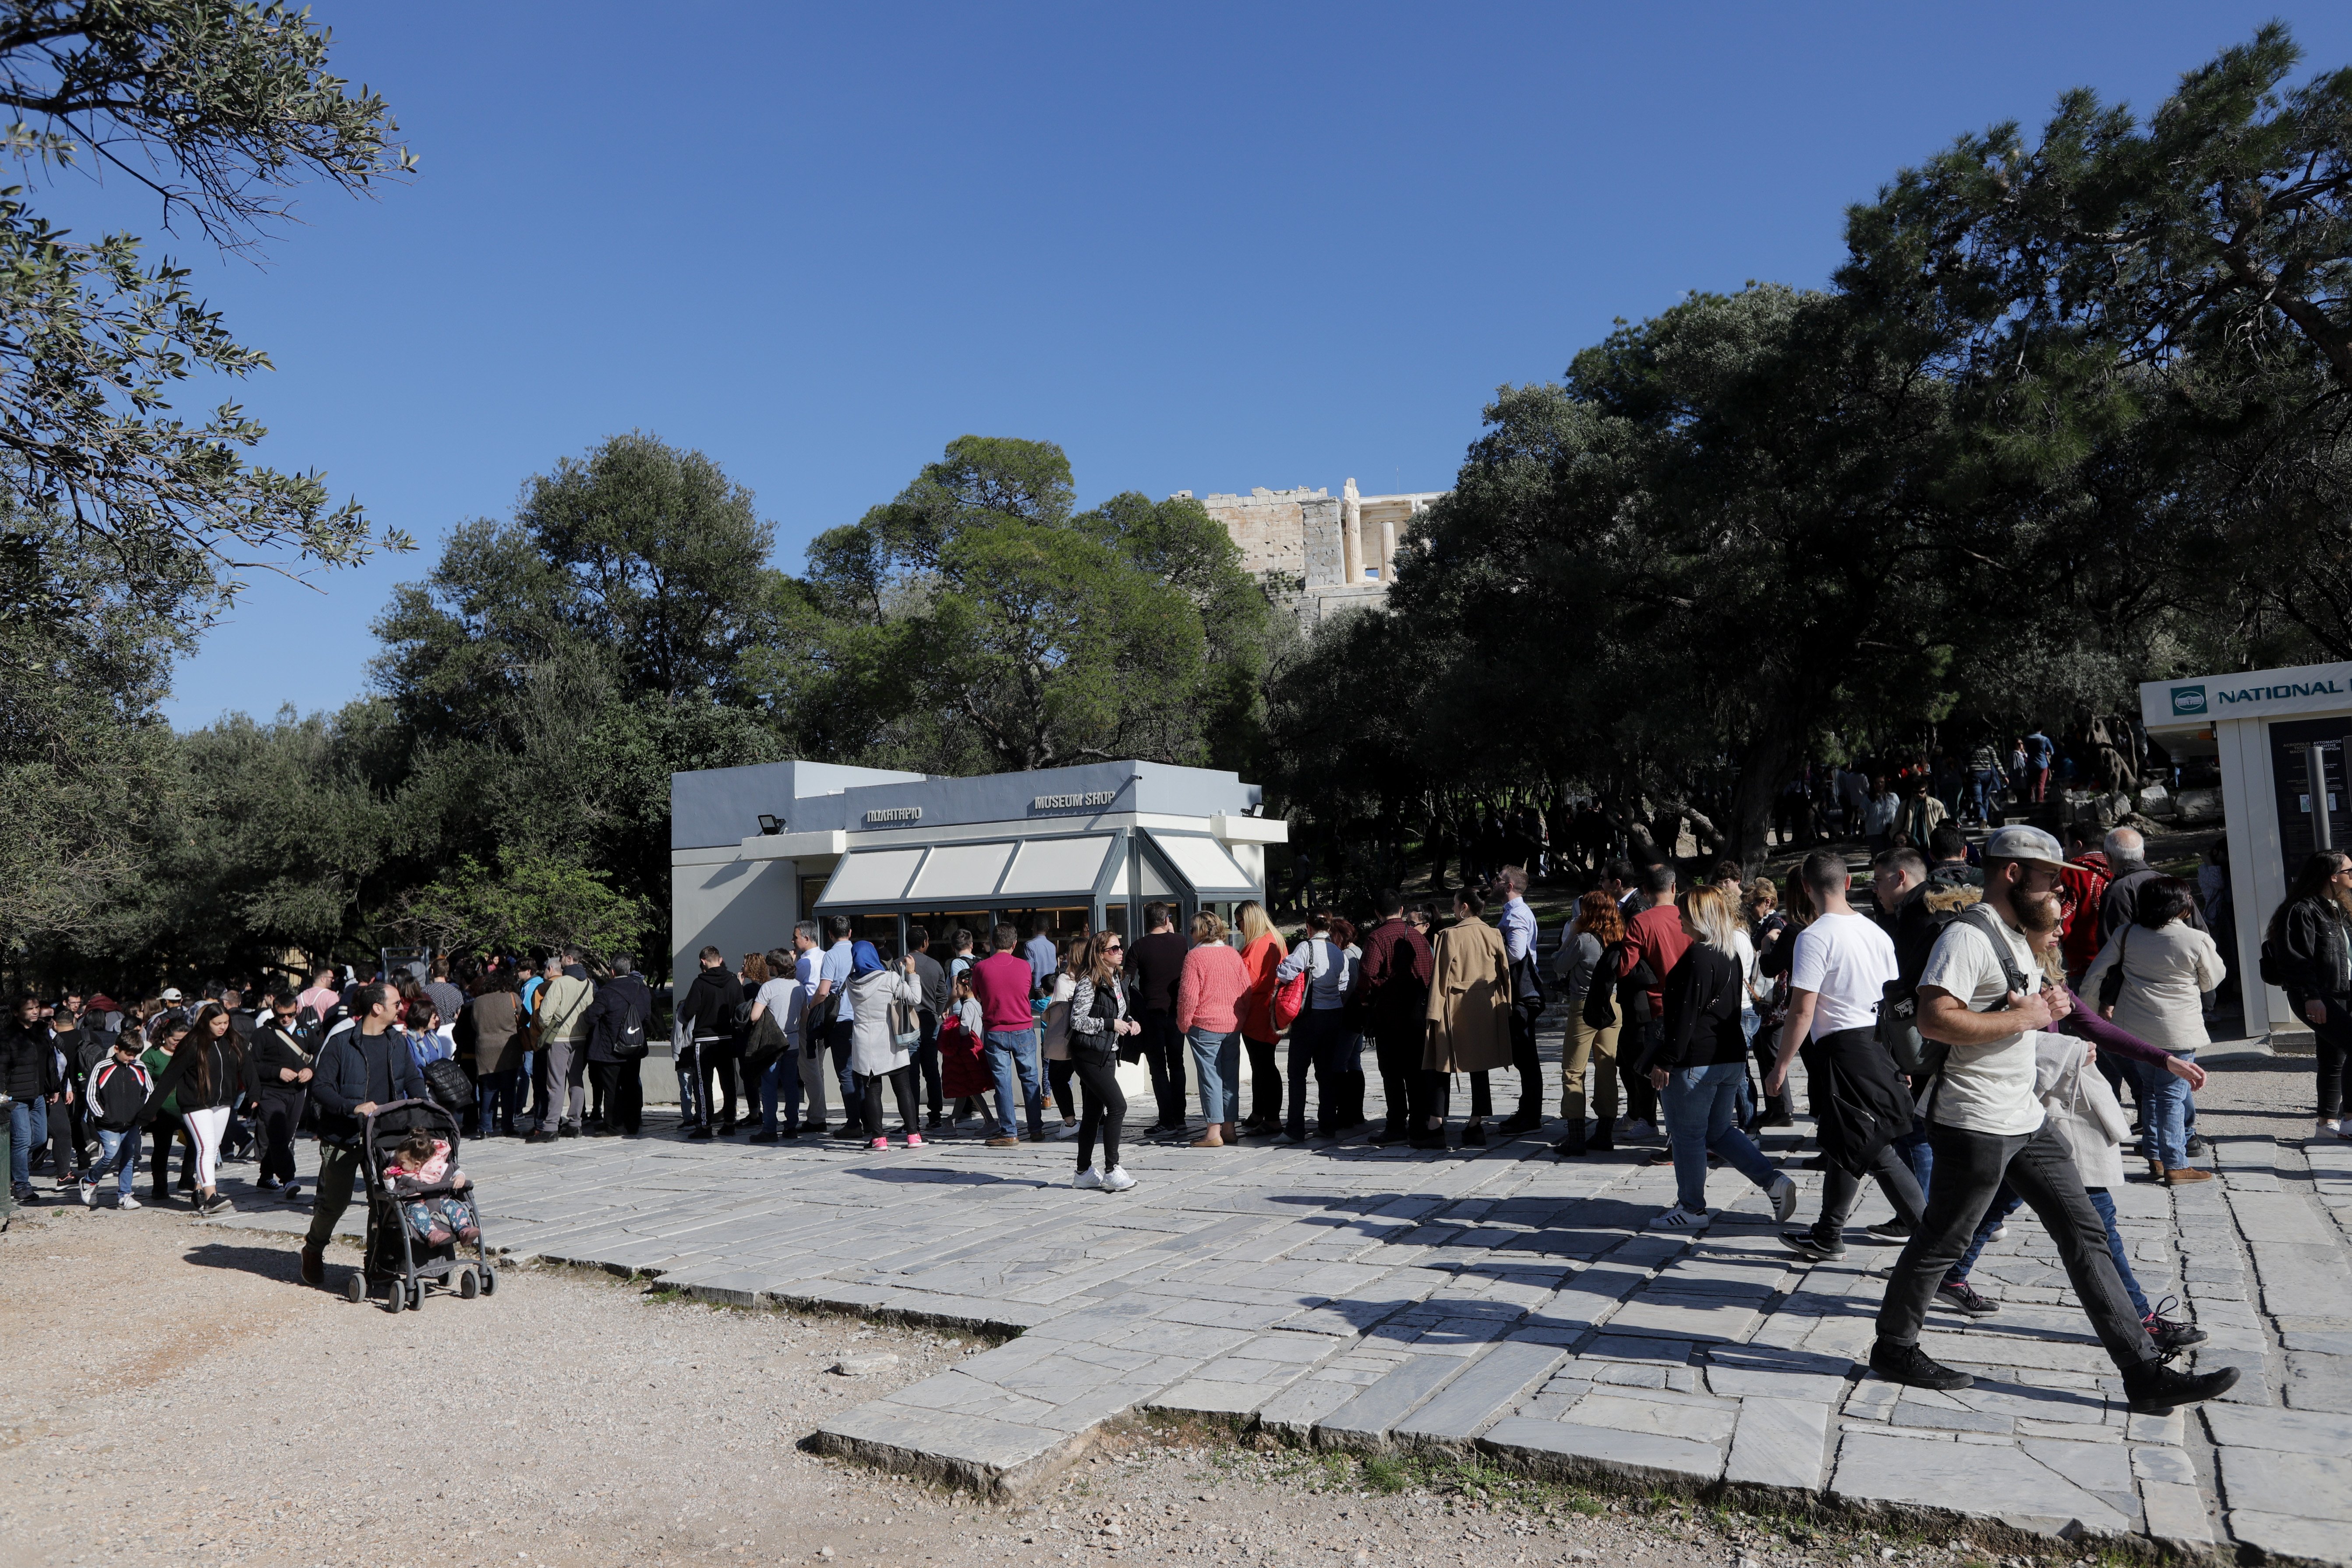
[
  {"left": 463, "top": 974, "right": 524, "bottom": 1139},
  {"left": 1423, "top": 888, "right": 1515, "bottom": 1147}
]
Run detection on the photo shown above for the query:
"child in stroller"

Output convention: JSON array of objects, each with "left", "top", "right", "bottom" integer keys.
[{"left": 383, "top": 1128, "right": 480, "bottom": 1246}]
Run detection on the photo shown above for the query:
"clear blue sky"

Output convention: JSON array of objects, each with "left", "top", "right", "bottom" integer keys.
[{"left": 108, "top": 2, "right": 2351, "bottom": 728}]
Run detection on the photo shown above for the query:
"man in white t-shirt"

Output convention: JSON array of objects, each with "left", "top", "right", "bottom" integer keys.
[
  {"left": 1764, "top": 851, "right": 1927, "bottom": 1261},
  {"left": 1868, "top": 825, "right": 2237, "bottom": 1415}
]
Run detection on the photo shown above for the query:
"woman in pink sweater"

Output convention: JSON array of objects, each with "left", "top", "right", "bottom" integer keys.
[{"left": 1175, "top": 909, "right": 1250, "bottom": 1147}]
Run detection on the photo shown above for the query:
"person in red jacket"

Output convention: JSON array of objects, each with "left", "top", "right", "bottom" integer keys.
[
  {"left": 2058, "top": 842, "right": 2111, "bottom": 984},
  {"left": 1616, "top": 863, "right": 1687, "bottom": 1135}
]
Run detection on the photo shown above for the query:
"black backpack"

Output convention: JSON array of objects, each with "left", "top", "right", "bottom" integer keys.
[{"left": 612, "top": 992, "right": 650, "bottom": 1059}]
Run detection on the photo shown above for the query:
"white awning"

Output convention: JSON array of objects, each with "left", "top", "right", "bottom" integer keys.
[
  {"left": 813, "top": 833, "right": 1121, "bottom": 910},
  {"left": 1145, "top": 830, "right": 1258, "bottom": 897}
]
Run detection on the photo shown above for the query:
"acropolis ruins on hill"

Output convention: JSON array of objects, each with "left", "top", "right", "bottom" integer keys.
[{"left": 1176, "top": 478, "right": 1443, "bottom": 622}]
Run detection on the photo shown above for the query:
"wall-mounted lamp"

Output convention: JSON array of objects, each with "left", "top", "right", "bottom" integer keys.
[{"left": 757, "top": 814, "right": 784, "bottom": 835}]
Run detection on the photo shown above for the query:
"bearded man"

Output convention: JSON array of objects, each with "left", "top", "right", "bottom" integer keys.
[{"left": 1865, "top": 825, "right": 2239, "bottom": 1415}]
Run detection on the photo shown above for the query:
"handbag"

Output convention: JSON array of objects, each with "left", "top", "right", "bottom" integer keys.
[
  {"left": 890, "top": 997, "right": 920, "bottom": 1051},
  {"left": 2098, "top": 928, "right": 2130, "bottom": 1012},
  {"left": 421, "top": 1057, "right": 474, "bottom": 1118}
]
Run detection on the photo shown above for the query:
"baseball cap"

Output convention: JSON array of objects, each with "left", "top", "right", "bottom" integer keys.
[
  {"left": 159, "top": 986, "right": 184, "bottom": 1002},
  {"left": 1983, "top": 824, "right": 2067, "bottom": 869}
]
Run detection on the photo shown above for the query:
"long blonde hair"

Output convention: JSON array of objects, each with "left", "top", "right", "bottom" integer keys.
[
  {"left": 1680, "top": 885, "right": 1740, "bottom": 954},
  {"left": 1234, "top": 900, "right": 1277, "bottom": 948}
]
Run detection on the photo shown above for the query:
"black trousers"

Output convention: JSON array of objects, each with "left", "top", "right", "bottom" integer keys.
[
  {"left": 1285, "top": 1008, "right": 1346, "bottom": 1137},
  {"left": 256, "top": 1086, "right": 305, "bottom": 1186},
  {"left": 1048, "top": 1056, "right": 1076, "bottom": 1120},
  {"left": 1811, "top": 1142, "right": 1926, "bottom": 1242},
  {"left": 2316, "top": 1009, "right": 2352, "bottom": 1121},
  {"left": 1373, "top": 1022, "right": 1422, "bottom": 1132},
  {"left": 1140, "top": 1008, "right": 1186, "bottom": 1127},
  {"left": 1749, "top": 1020, "right": 1790, "bottom": 1123},
  {"left": 149, "top": 1115, "right": 193, "bottom": 1191},
  {"left": 1877, "top": 1120, "right": 2156, "bottom": 1369},
  {"left": 914, "top": 1009, "right": 941, "bottom": 1116},
  {"left": 1074, "top": 1053, "right": 1126, "bottom": 1169},
  {"left": 1505, "top": 997, "right": 1545, "bottom": 1113},
  {"left": 1619, "top": 1020, "right": 1661, "bottom": 1124},
  {"left": 699, "top": 1040, "right": 742, "bottom": 1126},
  {"left": 857, "top": 1066, "right": 919, "bottom": 1137},
  {"left": 591, "top": 1059, "right": 643, "bottom": 1134},
  {"left": 1243, "top": 1036, "right": 1280, "bottom": 1124}
]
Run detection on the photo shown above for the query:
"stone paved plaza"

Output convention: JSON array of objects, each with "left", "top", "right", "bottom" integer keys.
[{"left": 208, "top": 1023, "right": 2352, "bottom": 1562}]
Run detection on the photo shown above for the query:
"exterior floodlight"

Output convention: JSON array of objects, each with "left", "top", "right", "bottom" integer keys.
[{"left": 757, "top": 814, "right": 783, "bottom": 835}]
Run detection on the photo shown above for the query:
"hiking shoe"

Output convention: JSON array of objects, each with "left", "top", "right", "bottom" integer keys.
[
  {"left": 1100, "top": 1167, "right": 1135, "bottom": 1192},
  {"left": 1935, "top": 1279, "right": 2000, "bottom": 1317},
  {"left": 1648, "top": 1205, "right": 1712, "bottom": 1233},
  {"left": 1779, "top": 1228, "right": 1846, "bottom": 1260},
  {"left": 1863, "top": 1218, "right": 1912, "bottom": 1242},
  {"left": 986, "top": 1136, "right": 1021, "bottom": 1148},
  {"left": 1074, "top": 1167, "right": 1104, "bottom": 1189},
  {"left": 1869, "top": 1340, "right": 1974, "bottom": 1391},
  {"left": 2143, "top": 1297, "right": 2206, "bottom": 1353},
  {"left": 1768, "top": 1174, "right": 1798, "bottom": 1223},
  {"left": 2122, "top": 1359, "right": 2239, "bottom": 1413}
]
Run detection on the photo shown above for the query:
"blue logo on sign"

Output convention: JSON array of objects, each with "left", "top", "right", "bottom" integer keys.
[{"left": 2171, "top": 685, "right": 2207, "bottom": 716}]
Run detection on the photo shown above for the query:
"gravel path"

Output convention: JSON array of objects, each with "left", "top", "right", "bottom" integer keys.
[{"left": 0, "top": 1205, "right": 2036, "bottom": 1568}]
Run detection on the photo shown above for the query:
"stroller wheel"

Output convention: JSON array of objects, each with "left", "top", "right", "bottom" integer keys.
[
  {"left": 343, "top": 1273, "right": 365, "bottom": 1305},
  {"left": 457, "top": 1266, "right": 480, "bottom": 1299},
  {"left": 479, "top": 1266, "right": 497, "bottom": 1297},
  {"left": 409, "top": 1278, "right": 427, "bottom": 1311},
  {"left": 382, "top": 1278, "right": 404, "bottom": 1314}
]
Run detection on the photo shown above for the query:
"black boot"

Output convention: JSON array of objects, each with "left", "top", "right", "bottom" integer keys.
[
  {"left": 2122, "top": 1359, "right": 2239, "bottom": 1413},
  {"left": 1587, "top": 1122, "right": 1616, "bottom": 1152},
  {"left": 1497, "top": 1108, "right": 1544, "bottom": 1136},
  {"left": 1554, "top": 1121, "right": 1587, "bottom": 1157},
  {"left": 1371, "top": 1119, "right": 1411, "bottom": 1145}
]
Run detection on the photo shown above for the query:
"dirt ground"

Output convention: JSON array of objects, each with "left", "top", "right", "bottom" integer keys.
[{"left": 0, "top": 1204, "right": 2068, "bottom": 1568}]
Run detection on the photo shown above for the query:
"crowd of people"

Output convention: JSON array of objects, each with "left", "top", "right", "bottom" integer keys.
[{"left": 12, "top": 799, "right": 2349, "bottom": 1420}]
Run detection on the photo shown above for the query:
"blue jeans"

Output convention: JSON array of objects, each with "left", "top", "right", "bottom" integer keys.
[
  {"left": 1659, "top": 1062, "right": 1779, "bottom": 1212},
  {"left": 1971, "top": 768, "right": 2001, "bottom": 821},
  {"left": 1285, "top": 1009, "right": 1347, "bottom": 1136},
  {"left": 675, "top": 1042, "right": 709, "bottom": 1128},
  {"left": 1893, "top": 1125, "right": 1933, "bottom": 1193},
  {"left": 828, "top": 1019, "right": 862, "bottom": 1126},
  {"left": 89, "top": 1127, "right": 142, "bottom": 1198},
  {"left": 2136, "top": 1053, "right": 2194, "bottom": 1170},
  {"left": 1189, "top": 1026, "right": 1241, "bottom": 1126},
  {"left": 9, "top": 1097, "right": 48, "bottom": 1191},
  {"left": 475, "top": 1068, "right": 520, "bottom": 1136},
  {"left": 983, "top": 1027, "right": 1044, "bottom": 1140},
  {"left": 2087, "top": 1188, "right": 2150, "bottom": 1318},
  {"left": 756, "top": 1051, "right": 802, "bottom": 1133}
]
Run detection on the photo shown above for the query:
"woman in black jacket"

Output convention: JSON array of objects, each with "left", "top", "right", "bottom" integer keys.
[
  {"left": 1641, "top": 887, "right": 1797, "bottom": 1234},
  {"left": 2268, "top": 849, "right": 2352, "bottom": 1139},
  {"left": 143, "top": 1003, "right": 259, "bottom": 1217}
]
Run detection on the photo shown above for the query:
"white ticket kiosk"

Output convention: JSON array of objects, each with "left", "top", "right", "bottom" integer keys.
[{"left": 2140, "top": 662, "right": 2352, "bottom": 1035}]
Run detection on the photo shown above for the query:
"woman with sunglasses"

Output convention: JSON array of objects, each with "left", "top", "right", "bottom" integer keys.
[{"left": 1066, "top": 932, "right": 1141, "bottom": 1190}]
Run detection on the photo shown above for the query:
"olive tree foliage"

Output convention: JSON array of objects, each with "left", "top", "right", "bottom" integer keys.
[
  {"left": 788, "top": 436, "right": 1273, "bottom": 774},
  {"left": 0, "top": 3, "right": 404, "bottom": 965}
]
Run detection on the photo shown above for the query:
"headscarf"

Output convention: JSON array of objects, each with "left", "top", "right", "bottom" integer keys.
[{"left": 850, "top": 941, "right": 884, "bottom": 976}]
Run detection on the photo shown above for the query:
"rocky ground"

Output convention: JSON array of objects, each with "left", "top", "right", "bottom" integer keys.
[{"left": 0, "top": 1207, "right": 2087, "bottom": 1568}]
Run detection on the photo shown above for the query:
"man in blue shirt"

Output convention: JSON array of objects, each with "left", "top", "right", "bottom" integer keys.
[
  {"left": 815, "top": 915, "right": 859, "bottom": 1134},
  {"left": 1024, "top": 919, "right": 1059, "bottom": 998},
  {"left": 788, "top": 920, "right": 827, "bottom": 1129},
  {"left": 1495, "top": 867, "right": 1548, "bottom": 1138}
]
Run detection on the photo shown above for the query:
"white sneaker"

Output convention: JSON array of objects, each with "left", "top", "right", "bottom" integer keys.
[
  {"left": 1053, "top": 1121, "right": 1081, "bottom": 1141},
  {"left": 80, "top": 1180, "right": 95, "bottom": 1207},
  {"left": 1648, "top": 1205, "right": 1712, "bottom": 1232},
  {"left": 2321, "top": 1118, "right": 2345, "bottom": 1140},
  {"left": 1100, "top": 1167, "right": 1136, "bottom": 1192},
  {"left": 1073, "top": 1167, "right": 1103, "bottom": 1189},
  {"left": 117, "top": 1194, "right": 141, "bottom": 1211},
  {"left": 1988, "top": 1222, "right": 2009, "bottom": 1243},
  {"left": 1768, "top": 1173, "right": 1797, "bottom": 1223}
]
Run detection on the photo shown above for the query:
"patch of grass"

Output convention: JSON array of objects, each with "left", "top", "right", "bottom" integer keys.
[{"left": 1359, "top": 1455, "right": 1412, "bottom": 1494}]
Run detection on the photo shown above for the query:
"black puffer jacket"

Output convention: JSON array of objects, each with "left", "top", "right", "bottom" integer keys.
[{"left": 0, "top": 1023, "right": 61, "bottom": 1100}]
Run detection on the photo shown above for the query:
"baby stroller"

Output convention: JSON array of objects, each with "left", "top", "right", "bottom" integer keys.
[{"left": 344, "top": 1098, "right": 496, "bottom": 1313}]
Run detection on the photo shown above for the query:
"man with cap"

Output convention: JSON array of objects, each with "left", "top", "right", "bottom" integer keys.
[{"left": 1867, "top": 825, "right": 2238, "bottom": 1414}]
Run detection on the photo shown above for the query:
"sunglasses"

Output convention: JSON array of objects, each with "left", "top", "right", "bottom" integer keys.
[{"left": 1103, "top": 942, "right": 1123, "bottom": 951}]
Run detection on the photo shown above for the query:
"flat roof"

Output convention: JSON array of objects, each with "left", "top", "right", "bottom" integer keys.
[{"left": 672, "top": 758, "right": 1264, "bottom": 851}]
